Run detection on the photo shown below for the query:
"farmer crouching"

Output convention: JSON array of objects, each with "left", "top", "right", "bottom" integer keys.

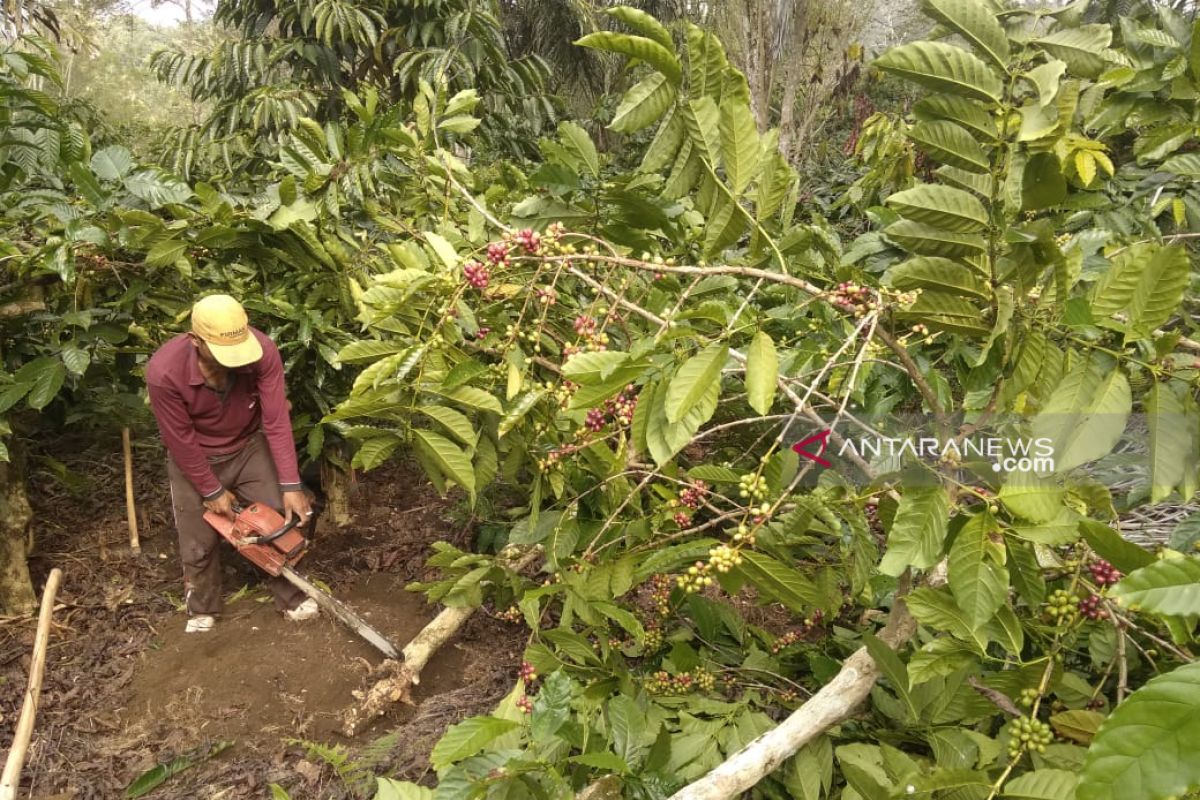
[{"left": 146, "top": 294, "right": 319, "bottom": 632}]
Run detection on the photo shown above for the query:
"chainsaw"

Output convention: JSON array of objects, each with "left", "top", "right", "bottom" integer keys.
[{"left": 204, "top": 503, "right": 400, "bottom": 660}]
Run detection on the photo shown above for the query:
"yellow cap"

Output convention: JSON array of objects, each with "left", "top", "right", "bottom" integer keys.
[{"left": 191, "top": 294, "right": 263, "bottom": 367}]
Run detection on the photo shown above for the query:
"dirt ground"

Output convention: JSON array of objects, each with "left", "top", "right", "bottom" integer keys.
[{"left": 0, "top": 433, "right": 527, "bottom": 800}]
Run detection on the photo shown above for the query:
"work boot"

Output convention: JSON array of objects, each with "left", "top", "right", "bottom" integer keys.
[
  {"left": 185, "top": 614, "right": 215, "bottom": 633},
  {"left": 284, "top": 598, "right": 319, "bottom": 622}
]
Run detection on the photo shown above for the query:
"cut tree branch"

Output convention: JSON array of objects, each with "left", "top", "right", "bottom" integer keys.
[
  {"left": 665, "top": 573, "right": 920, "bottom": 800},
  {"left": 342, "top": 546, "right": 542, "bottom": 735}
]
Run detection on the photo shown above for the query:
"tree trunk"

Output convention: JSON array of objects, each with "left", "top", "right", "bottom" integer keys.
[
  {"left": 776, "top": 77, "right": 800, "bottom": 162},
  {"left": 320, "top": 447, "right": 354, "bottom": 530},
  {"left": 0, "top": 452, "right": 36, "bottom": 617}
]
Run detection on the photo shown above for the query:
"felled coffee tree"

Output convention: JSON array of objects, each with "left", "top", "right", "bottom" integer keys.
[{"left": 329, "top": 2, "right": 1200, "bottom": 799}]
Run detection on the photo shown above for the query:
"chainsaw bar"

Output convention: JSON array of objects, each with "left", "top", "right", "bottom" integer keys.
[
  {"left": 204, "top": 505, "right": 401, "bottom": 660},
  {"left": 280, "top": 567, "right": 400, "bottom": 659}
]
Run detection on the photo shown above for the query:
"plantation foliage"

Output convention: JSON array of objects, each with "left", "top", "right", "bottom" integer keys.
[{"left": 4, "top": 0, "right": 1200, "bottom": 798}]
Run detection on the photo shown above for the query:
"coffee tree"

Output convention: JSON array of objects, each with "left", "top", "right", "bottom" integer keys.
[{"left": 326, "top": 2, "right": 1200, "bottom": 799}]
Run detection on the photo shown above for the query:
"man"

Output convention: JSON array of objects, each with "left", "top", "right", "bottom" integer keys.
[{"left": 146, "top": 294, "right": 319, "bottom": 632}]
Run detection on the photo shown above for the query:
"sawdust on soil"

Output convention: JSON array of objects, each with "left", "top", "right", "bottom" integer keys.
[{"left": 0, "top": 432, "right": 527, "bottom": 800}]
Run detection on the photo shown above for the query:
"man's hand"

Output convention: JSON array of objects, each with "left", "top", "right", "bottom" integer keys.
[
  {"left": 203, "top": 489, "right": 239, "bottom": 519},
  {"left": 282, "top": 490, "right": 313, "bottom": 524}
]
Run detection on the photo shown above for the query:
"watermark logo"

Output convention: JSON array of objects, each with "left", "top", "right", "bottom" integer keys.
[
  {"left": 792, "top": 430, "right": 832, "bottom": 467},
  {"left": 792, "top": 429, "right": 1056, "bottom": 474}
]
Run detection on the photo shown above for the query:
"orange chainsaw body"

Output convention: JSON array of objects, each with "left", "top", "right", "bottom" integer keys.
[{"left": 203, "top": 503, "right": 308, "bottom": 577}]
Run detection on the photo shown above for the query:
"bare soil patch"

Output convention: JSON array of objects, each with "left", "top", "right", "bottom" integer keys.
[{"left": 0, "top": 433, "right": 526, "bottom": 799}]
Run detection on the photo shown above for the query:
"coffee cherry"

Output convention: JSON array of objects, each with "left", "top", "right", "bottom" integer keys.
[
  {"left": 1089, "top": 559, "right": 1122, "bottom": 587},
  {"left": 1079, "top": 594, "right": 1108, "bottom": 620},
  {"left": 463, "top": 260, "right": 490, "bottom": 289},
  {"left": 1006, "top": 715, "right": 1053, "bottom": 757}
]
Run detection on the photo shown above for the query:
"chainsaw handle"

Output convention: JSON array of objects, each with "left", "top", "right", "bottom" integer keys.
[{"left": 241, "top": 514, "right": 301, "bottom": 545}]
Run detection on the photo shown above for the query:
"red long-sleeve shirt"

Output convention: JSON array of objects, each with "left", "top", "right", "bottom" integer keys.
[{"left": 146, "top": 328, "right": 302, "bottom": 499}]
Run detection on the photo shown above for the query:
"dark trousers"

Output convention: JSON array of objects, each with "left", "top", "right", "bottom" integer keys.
[{"left": 167, "top": 433, "right": 306, "bottom": 615}]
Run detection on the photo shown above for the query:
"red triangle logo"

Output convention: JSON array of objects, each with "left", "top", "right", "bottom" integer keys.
[{"left": 792, "top": 429, "right": 832, "bottom": 468}]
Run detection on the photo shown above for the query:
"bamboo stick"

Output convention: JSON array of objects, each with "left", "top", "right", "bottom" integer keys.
[
  {"left": 122, "top": 428, "right": 140, "bottom": 554},
  {"left": 0, "top": 568, "right": 63, "bottom": 800}
]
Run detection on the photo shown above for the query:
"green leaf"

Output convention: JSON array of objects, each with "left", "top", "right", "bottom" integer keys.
[
  {"left": 420, "top": 406, "right": 477, "bottom": 448},
  {"left": 905, "top": 587, "right": 985, "bottom": 650},
  {"left": 1031, "top": 356, "right": 1131, "bottom": 473},
  {"left": 436, "top": 115, "right": 480, "bottom": 134},
  {"left": 1077, "top": 520, "right": 1154, "bottom": 574},
  {"left": 1003, "top": 769, "right": 1077, "bottom": 799},
  {"left": 888, "top": 257, "right": 990, "bottom": 299},
  {"left": 909, "top": 638, "right": 979, "bottom": 685},
  {"left": 1022, "top": 152, "right": 1067, "bottom": 209},
  {"left": 353, "top": 434, "right": 402, "bottom": 471},
  {"left": 562, "top": 351, "right": 631, "bottom": 384},
  {"left": 25, "top": 360, "right": 66, "bottom": 411},
  {"left": 719, "top": 97, "right": 760, "bottom": 195},
  {"left": 936, "top": 164, "right": 995, "bottom": 195},
  {"left": 413, "top": 429, "right": 476, "bottom": 499},
  {"left": 909, "top": 120, "right": 991, "bottom": 172},
  {"left": 125, "top": 741, "right": 232, "bottom": 798},
  {"left": 1162, "top": 153, "right": 1200, "bottom": 177},
  {"left": 606, "top": 694, "right": 649, "bottom": 767},
  {"left": 91, "top": 144, "right": 133, "bottom": 181},
  {"left": 1023, "top": 60, "right": 1068, "bottom": 107},
  {"left": 683, "top": 97, "right": 720, "bottom": 162},
  {"left": 531, "top": 670, "right": 573, "bottom": 742},
  {"left": 1051, "top": 710, "right": 1105, "bottom": 745},
  {"left": 605, "top": 5, "right": 674, "bottom": 50},
  {"left": 921, "top": 0, "right": 1010, "bottom": 69},
  {"left": 885, "top": 183, "right": 989, "bottom": 231},
  {"left": 1148, "top": 381, "right": 1195, "bottom": 503},
  {"left": 569, "top": 752, "right": 630, "bottom": 773},
  {"left": 429, "top": 716, "right": 519, "bottom": 771},
  {"left": 665, "top": 343, "right": 728, "bottom": 423},
  {"left": 948, "top": 514, "right": 1009, "bottom": 627},
  {"left": 499, "top": 389, "right": 546, "bottom": 437},
  {"left": 575, "top": 31, "right": 682, "bottom": 85},
  {"left": 885, "top": 219, "right": 987, "bottom": 258},
  {"left": 1018, "top": 103, "right": 1059, "bottom": 142},
  {"left": 1111, "top": 557, "right": 1200, "bottom": 616},
  {"left": 862, "top": 633, "right": 916, "bottom": 720},
  {"left": 559, "top": 120, "right": 600, "bottom": 176},
  {"left": 1091, "top": 245, "right": 1188, "bottom": 337},
  {"left": 69, "top": 161, "right": 107, "bottom": 206},
  {"left": 736, "top": 551, "right": 819, "bottom": 613},
  {"left": 880, "top": 486, "right": 949, "bottom": 575},
  {"left": 145, "top": 238, "right": 188, "bottom": 268},
  {"left": 914, "top": 94, "right": 997, "bottom": 140},
  {"left": 441, "top": 386, "right": 503, "bottom": 415},
  {"left": 611, "top": 73, "right": 677, "bottom": 134},
  {"left": 1034, "top": 25, "right": 1113, "bottom": 78},
  {"left": 641, "top": 108, "right": 685, "bottom": 173},
  {"left": 423, "top": 232, "right": 460, "bottom": 270},
  {"left": 374, "top": 778, "right": 433, "bottom": 800},
  {"left": 745, "top": 332, "right": 777, "bottom": 415},
  {"left": 875, "top": 41, "right": 1003, "bottom": 102},
  {"left": 336, "top": 340, "right": 407, "bottom": 365},
  {"left": 60, "top": 346, "right": 90, "bottom": 377},
  {"left": 1134, "top": 122, "right": 1194, "bottom": 165},
  {"left": 687, "top": 464, "right": 742, "bottom": 483}
]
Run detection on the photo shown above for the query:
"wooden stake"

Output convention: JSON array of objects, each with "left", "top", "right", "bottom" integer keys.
[
  {"left": 122, "top": 428, "right": 140, "bottom": 554},
  {"left": 0, "top": 568, "right": 63, "bottom": 800}
]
